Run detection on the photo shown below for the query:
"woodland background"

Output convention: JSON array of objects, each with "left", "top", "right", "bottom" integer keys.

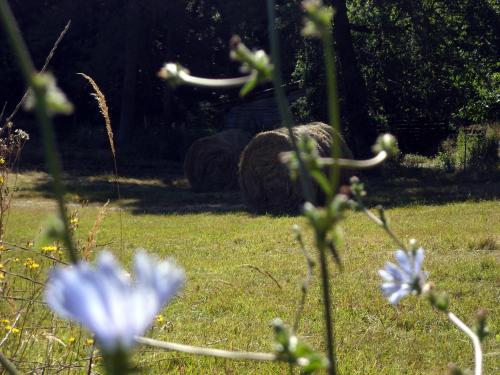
[{"left": 1, "top": 0, "right": 498, "bottom": 163}]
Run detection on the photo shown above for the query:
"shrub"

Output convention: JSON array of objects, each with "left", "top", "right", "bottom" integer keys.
[{"left": 437, "top": 124, "right": 498, "bottom": 172}]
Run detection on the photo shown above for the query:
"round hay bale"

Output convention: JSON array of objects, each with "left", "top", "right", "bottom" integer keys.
[
  {"left": 184, "top": 129, "right": 252, "bottom": 192},
  {"left": 239, "top": 122, "right": 352, "bottom": 212}
]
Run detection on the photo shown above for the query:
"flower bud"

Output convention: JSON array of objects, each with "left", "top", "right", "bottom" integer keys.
[
  {"left": 25, "top": 73, "right": 73, "bottom": 116},
  {"left": 408, "top": 238, "right": 419, "bottom": 252},
  {"left": 428, "top": 291, "right": 450, "bottom": 312},
  {"left": 372, "top": 133, "right": 399, "bottom": 158},
  {"left": 158, "top": 63, "right": 189, "bottom": 87}
]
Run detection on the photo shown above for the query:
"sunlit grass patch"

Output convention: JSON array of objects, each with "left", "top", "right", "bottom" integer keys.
[{"left": 0, "top": 184, "right": 498, "bottom": 374}]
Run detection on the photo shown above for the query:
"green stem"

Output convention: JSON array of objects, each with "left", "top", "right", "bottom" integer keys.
[
  {"left": 322, "top": 30, "right": 342, "bottom": 199},
  {"left": 266, "top": 0, "right": 315, "bottom": 204},
  {"left": 316, "top": 9, "right": 342, "bottom": 375},
  {"left": 0, "top": 0, "right": 78, "bottom": 263},
  {"left": 360, "top": 205, "right": 407, "bottom": 250},
  {"left": 316, "top": 235, "right": 337, "bottom": 375},
  {"left": 102, "top": 349, "right": 131, "bottom": 375},
  {"left": 0, "top": 350, "right": 21, "bottom": 375}
]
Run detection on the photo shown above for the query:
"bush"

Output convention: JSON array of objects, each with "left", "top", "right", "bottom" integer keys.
[
  {"left": 437, "top": 124, "right": 498, "bottom": 172},
  {"left": 436, "top": 137, "right": 457, "bottom": 172}
]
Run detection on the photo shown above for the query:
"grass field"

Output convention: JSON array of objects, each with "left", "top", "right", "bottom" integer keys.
[{"left": 1, "top": 168, "right": 498, "bottom": 374}]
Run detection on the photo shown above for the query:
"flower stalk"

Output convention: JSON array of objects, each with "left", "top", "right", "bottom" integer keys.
[
  {"left": 158, "top": 63, "right": 252, "bottom": 88},
  {"left": 447, "top": 312, "right": 483, "bottom": 375},
  {"left": 136, "top": 336, "right": 277, "bottom": 362},
  {"left": 0, "top": 350, "right": 20, "bottom": 375}
]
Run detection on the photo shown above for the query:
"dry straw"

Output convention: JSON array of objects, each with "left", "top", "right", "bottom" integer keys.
[
  {"left": 239, "top": 122, "right": 352, "bottom": 213},
  {"left": 78, "top": 73, "right": 115, "bottom": 158},
  {"left": 79, "top": 73, "right": 123, "bottom": 252},
  {"left": 184, "top": 129, "right": 252, "bottom": 192},
  {"left": 82, "top": 200, "right": 109, "bottom": 260}
]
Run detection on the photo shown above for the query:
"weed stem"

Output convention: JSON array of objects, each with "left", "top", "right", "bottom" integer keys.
[
  {"left": 447, "top": 312, "right": 482, "bottom": 375},
  {"left": 0, "top": 351, "right": 21, "bottom": 375},
  {"left": 135, "top": 336, "right": 277, "bottom": 362}
]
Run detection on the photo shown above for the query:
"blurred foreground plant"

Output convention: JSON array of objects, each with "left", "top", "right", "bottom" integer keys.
[
  {"left": 45, "top": 250, "right": 184, "bottom": 374},
  {"left": 0, "top": 0, "right": 489, "bottom": 374}
]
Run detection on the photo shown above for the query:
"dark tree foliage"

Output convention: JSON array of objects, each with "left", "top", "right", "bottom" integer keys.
[{"left": 0, "top": 0, "right": 498, "bottom": 160}]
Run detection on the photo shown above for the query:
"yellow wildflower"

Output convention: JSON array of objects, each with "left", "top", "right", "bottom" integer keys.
[
  {"left": 0, "top": 273, "right": 4, "bottom": 281},
  {"left": 0, "top": 157, "right": 5, "bottom": 165},
  {"left": 24, "top": 258, "right": 40, "bottom": 270},
  {"left": 67, "top": 337, "right": 76, "bottom": 345},
  {"left": 85, "top": 338, "right": 94, "bottom": 346},
  {"left": 1, "top": 319, "right": 9, "bottom": 325},
  {"left": 0, "top": 176, "right": 4, "bottom": 185},
  {"left": 156, "top": 314, "right": 165, "bottom": 324},
  {"left": 13, "top": 257, "right": 20, "bottom": 262},
  {"left": 41, "top": 245, "right": 58, "bottom": 254},
  {"left": 4, "top": 325, "right": 19, "bottom": 334},
  {"left": 70, "top": 217, "right": 79, "bottom": 226}
]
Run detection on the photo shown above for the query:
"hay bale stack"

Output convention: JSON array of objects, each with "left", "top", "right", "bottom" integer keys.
[
  {"left": 184, "top": 129, "right": 252, "bottom": 192},
  {"left": 239, "top": 122, "right": 352, "bottom": 212}
]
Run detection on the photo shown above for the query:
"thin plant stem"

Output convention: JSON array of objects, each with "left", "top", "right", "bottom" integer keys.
[
  {"left": 293, "top": 233, "right": 315, "bottom": 332},
  {"left": 360, "top": 206, "right": 407, "bottom": 250},
  {"left": 5, "top": 20, "right": 71, "bottom": 124},
  {"left": 316, "top": 237, "right": 337, "bottom": 375},
  {"left": 266, "top": 0, "right": 336, "bottom": 372},
  {"left": 176, "top": 71, "right": 252, "bottom": 88},
  {"left": 135, "top": 336, "right": 277, "bottom": 362},
  {"left": 0, "top": 0, "right": 78, "bottom": 263},
  {"left": 265, "top": 0, "right": 315, "bottom": 204},
  {"left": 86, "top": 342, "right": 95, "bottom": 375},
  {"left": 320, "top": 151, "right": 388, "bottom": 169},
  {"left": 447, "top": 312, "right": 482, "bottom": 375},
  {"left": 309, "top": 6, "right": 344, "bottom": 374},
  {"left": 0, "top": 102, "right": 6, "bottom": 123},
  {"left": 322, "top": 26, "right": 342, "bottom": 198}
]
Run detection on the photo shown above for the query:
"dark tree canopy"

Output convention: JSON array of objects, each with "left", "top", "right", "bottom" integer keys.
[{"left": 1, "top": 0, "right": 498, "bottom": 160}]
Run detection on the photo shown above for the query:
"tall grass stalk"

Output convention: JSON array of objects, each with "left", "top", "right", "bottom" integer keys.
[
  {"left": 78, "top": 74, "right": 123, "bottom": 254},
  {"left": 5, "top": 20, "right": 71, "bottom": 125}
]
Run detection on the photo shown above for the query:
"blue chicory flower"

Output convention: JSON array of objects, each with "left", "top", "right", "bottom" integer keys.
[
  {"left": 45, "top": 250, "right": 184, "bottom": 351},
  {"left": 378, "top": 248, "right": 427, "bottom": 305}
]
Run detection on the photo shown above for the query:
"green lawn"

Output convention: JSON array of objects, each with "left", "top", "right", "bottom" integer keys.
[{"left": 1, "top": 170, "right": 498, "bottom": 374}]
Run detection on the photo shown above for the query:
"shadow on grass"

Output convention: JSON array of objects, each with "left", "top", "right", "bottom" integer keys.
[
  {"left": 363, "top": 167, "right": 500, "bottom": 208},
  {"left": 22, "top": 161, "right": 500, "bottom": 216},
  {"left": 26, "top": 173, "right": 246, "bottom": 215}
]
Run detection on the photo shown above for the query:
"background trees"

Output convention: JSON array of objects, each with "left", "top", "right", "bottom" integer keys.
[{"left": 1, "top": 0, "right": 498, "bottom": 160}]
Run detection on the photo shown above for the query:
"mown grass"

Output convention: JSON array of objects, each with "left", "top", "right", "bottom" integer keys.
[{"left": 0, "top": 170, "right": 498, "bottom": 374}]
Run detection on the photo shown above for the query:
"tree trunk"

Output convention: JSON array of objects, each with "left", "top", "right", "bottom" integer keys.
[{"left": 330, "top": 0, "right": 377, "bottom": 157}]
